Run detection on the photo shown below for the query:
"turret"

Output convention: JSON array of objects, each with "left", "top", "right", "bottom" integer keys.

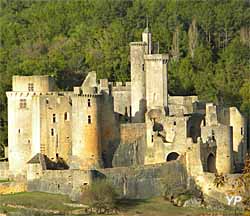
[{"left": 142, "top": 27, "right": 152, "bottom": 54}]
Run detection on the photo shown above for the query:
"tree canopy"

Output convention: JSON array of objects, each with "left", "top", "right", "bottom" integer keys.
[{"left": 0, "top": 0, "right": 250, "bottom": 146}]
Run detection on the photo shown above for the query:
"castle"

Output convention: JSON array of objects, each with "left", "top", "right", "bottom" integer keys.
[{"left": 5, "top": 28, "right": 248, "bottom": 179}]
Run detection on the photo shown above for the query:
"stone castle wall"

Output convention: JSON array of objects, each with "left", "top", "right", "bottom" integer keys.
[
  {"left": 27, "top": 169, "right": 93, "bottom": 201},
  {"left": 130, "top": 42, "right": 146, "bottom": 123},
  {"left": 120, "top": 123, "right": 146, "bottom": 144},
  {"left": 32, "top": 94, "right": 72, "bottom": 161},
  {"left": 12, "top": 75, "right": 55, "bottom": 92},
  {"left": 27, "top": 161, "right": 187, "bottom": 201},
  {"left": 168, "top": 95, "right": 198, "bottom": 115},
  {"left": 0, "top": 162, "right": 9, "bottom": 179},
  {"left": 6, "top": 92, "right": 33, "bottom": 175},
  {"left": 71, "top": 95, "right": 102, "bottom": 169},
  {"left": 201, "top": 125, "right": 233, "bottom": 173}
]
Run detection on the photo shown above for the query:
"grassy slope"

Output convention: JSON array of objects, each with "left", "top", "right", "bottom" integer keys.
[
  {"left": 0, "top": 192, "right": 75, "bottom": 212},
  {"left": 118, "top": 197, "right": 238, "bottom": 216},
  {"left": 0, "top": 192, "right": 242, "bottom": 216}
]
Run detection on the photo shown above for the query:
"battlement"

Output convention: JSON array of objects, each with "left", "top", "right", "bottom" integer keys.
[
  {"left": 6, "top": 91, "right": 74, "bottom": 98},
  {"left": 130, "top": 42, "right": 146, "bottom": 46},
  {"left": 98, "top": 79, "right": 131, "bottom": 92},
  {"left": 72, "top": 93, "right": 102, "bottom": 98},
  {"left": 12, "top": 75, "right": 55, "bottom": 92},
  {"left": 109, "top": 81, "right": 131, "bottom": 87},
  {"left": 144, "top": 54, "right": 169, "bottom": 61}
]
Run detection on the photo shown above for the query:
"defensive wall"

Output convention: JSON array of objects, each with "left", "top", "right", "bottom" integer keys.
[
  {"left": 27, "top": 160, "right": 188, "bottom": 201},
  {"left": 0, "top": 162, "right": 9, "bottom": 179},
  {"left": 112, "top": 123, "right": 146, "bottom": 167}
]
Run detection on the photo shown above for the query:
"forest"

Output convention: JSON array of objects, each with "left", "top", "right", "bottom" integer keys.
[{"left": 0, "top": 0, "right": 250, "bottom": 149}]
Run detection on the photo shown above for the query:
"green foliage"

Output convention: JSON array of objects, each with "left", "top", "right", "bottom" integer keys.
[
  {"left": 213, "top": 173, "right": 227, "bottom": 188},
  {"left": 80, "top": 180, "right": 118, "bottom": 208},
  {"left": 0, "top": 0, "right": 250, "bottom": 146}
]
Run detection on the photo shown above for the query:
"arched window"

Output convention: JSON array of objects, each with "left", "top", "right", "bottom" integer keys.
[
  {"left": 51, "top": 128, "right": 54, "bottom": 136},
  {"left": 88, "top": 99, "right": 91, "bottom": 107},
  {"left": 166, "top": 152, "right": 179, "bottom": 161}
]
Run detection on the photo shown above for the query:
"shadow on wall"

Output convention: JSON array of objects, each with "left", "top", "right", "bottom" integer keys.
[
  {"left": 207, "top": 153, "right": 217, "bottom": 173},
  {"left": 100, "top": 91, "right": 121, "bottom": 168},
  {"left": 133, "top": 99, "right": 146, "bottom": 123},
  {"left": 187, "top": 113, "right": 204, "bottom": 143}
]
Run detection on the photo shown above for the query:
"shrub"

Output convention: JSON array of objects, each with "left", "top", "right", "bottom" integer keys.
[
  {"left": 213, "top": 173, "right": 227, "bottom": 188},
  {"left": 80, "top": 180, "right": 118, "bottom": 209}
]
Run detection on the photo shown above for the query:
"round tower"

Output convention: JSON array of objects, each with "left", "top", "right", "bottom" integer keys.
[{"left": 71, "top": 94, "right": 103, "bottom": 169}]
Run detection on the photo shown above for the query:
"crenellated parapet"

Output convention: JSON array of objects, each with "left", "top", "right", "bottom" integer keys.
[
  {"left": 6, "top": 91, "right": 74, "bottom": 98},
  {"left": 130, "top": 42, "right": 146, "bottom": 46},
  {"left": 144, "top": 54, "right": 169, "bottom": 62}
]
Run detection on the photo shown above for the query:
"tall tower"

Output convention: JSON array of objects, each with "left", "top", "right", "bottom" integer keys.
[
  {"left": 6, "top": 75, "right": 54, "bottom": 176},
  {"left": 71, "top": 95, "right": 102, "bottom": 169},
  {"left": 130, "top": 27, "right": 152, "bottom": 123},
  {"left": 71, "top": 72, "right": 103, "bottom": 169},
  {"left": 145, "top": 54, "right": 169, "bottom": 114}
]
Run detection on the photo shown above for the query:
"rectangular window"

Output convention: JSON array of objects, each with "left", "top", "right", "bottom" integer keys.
[
  {"left": 88, "top": 115, "right": 91, "bottom": 124},
  {"left": 241, "top": 127, "right": 243, "bottom": 135},
  {"left": 19, "top": 99, "right": 27, "bottom": 109},
  {"left": 88, "top": 99, "right": 91, "bottom": 107},
  {"left": 28, "top": 83, "right": 34, "bottom": 91},
  {"left": 52, "top": 114, "right": 56, "bottom": 123},
  {"left": 142, "top": 64, "right": 145, "bottom": 71},
  {"left": 64, "top": 112, "right": 69, "bottom": 121}
]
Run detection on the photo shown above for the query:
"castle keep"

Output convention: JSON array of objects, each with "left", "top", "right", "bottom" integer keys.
[{"left": 4, "top": 28, "right": 248, "bottom": 181}]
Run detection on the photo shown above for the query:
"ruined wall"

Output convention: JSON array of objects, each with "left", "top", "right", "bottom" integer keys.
[
  {"left": 112, "top": 123, "right": 146, "bottom": 167},
  {"left": 187, "top": 113, "right": 204, "bottom": 143},
  {"left": 229, "top": 107, "right": 247, "bottom": 164},
  {"left": 0, "top": 162, "right": 9, "bottom": 179},
  {"left": 111, "top": 82, "right": 131, "bottom": 117},
  {"left": 205, "top": 103, "right": 218, "bottom": 126},
  {"left": 168, "top": 95, "right": 198, "bottom": 115},
  {"left": 120, "top": 123, "right": 146, "bottom": 144},
  {"left": 201, "top": 125, "right": 233, "bottom": 173},
  {"left": 145, "top": 115, "right": 190, "bottom": 164},
  {"left": 99, "top": 161, "right": 188, "bottom": 199},
  {"left": 195, "top": 173, "right": 242, "bottom": 206},
  {"left": 27, "top": 169, "right": 94, "bottom": 201},
  {"left": 27, "top": 161, "right": 187, "bottom": 201}
]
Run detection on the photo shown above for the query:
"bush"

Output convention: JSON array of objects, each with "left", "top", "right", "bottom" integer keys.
[{"left": 80, "top": 180, "right": 118, "bottom": 209}]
